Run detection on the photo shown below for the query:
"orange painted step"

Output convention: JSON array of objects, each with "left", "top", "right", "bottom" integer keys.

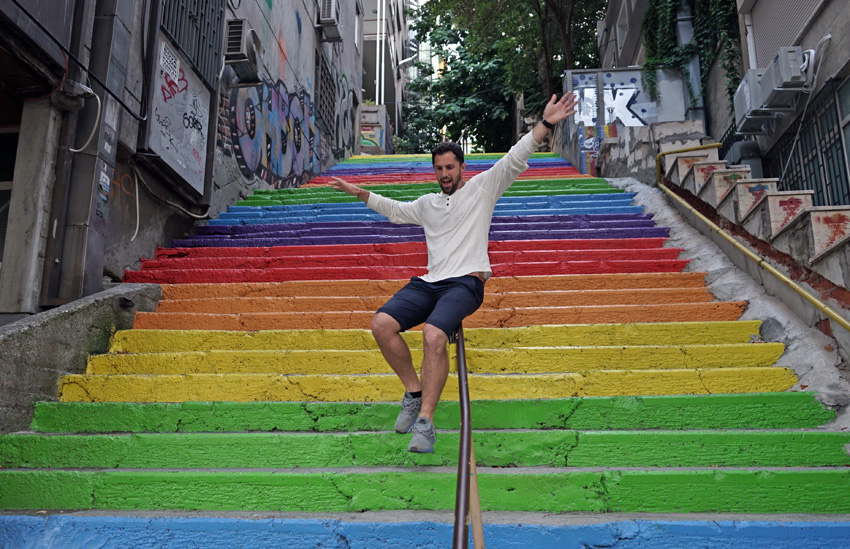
[
  {"left": 155, "top": 288, "right": 714, "bottom": 314},
  {"left": 134, "top": 302, "right": 747, "bottom": 330},
  {"left": 158, "top": 274, "right": 711, "bottom": 300}
]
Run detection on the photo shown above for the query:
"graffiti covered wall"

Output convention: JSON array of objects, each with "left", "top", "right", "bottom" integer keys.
[{"left": 214, "top": 2, "right": 360, "bottom": 189}]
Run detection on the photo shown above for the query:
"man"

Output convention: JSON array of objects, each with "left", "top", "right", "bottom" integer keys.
[{"left": 330, "top": 92, "right": 578, "bottom": 453}]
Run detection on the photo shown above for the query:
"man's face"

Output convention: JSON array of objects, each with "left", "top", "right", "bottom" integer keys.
[{"left": 433, "top": 152, "right": 465, "bottom": 195}]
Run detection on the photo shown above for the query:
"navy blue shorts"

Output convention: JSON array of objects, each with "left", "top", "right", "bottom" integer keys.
[{"left": 376, "top": 276, "right": 485, "bottom": 338}]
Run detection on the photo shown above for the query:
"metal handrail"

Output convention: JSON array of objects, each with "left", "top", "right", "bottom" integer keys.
[
  {"left": 453, "top": 323, "right": 472, "bottom": 547},
  {"left": 655, "top": 144, "right": 850, "bottom": 334}
]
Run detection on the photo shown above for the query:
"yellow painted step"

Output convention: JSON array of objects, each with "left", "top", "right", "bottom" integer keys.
[
  {"left": 86, "top": 344, "right": 785, "bottom": 375},
  {"left": 109, "top": 322, "right": 765, "bottom": 353},
  {"left": 58, "top": 367, "right": 797, "bottom": 403}
]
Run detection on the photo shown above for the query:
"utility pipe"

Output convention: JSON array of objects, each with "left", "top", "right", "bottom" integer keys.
[{"left": 656, "top": 144, "right": 850, "bottom": 334}]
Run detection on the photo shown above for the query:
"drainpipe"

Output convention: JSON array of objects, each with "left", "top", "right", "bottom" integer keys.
[{"left": 675, "top": 0, "right": 706, "bottom": 130}]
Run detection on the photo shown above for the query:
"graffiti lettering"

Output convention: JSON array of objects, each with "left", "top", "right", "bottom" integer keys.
[{"left": 161, "top": 69, "right": 189, "bottom": 102}]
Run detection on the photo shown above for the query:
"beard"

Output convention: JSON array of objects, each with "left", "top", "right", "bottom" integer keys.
[{"left": 440, "top": 174, "right": 462, "bottom": 195}]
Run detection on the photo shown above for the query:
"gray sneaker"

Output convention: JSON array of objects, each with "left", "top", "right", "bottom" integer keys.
[
  {"left": 407, "top": 417, "right": 436, "bottom": 453},
  {"left": 395, "top": 392, "right": 422, "bottom": 433}
]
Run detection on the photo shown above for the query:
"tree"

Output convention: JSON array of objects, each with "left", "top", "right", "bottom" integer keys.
[
  {"left": 398, "top": 9, "right": 515, "bottom": 152},
  {"left": 397, "top": 0, "right": 605, "bottom": 152}
]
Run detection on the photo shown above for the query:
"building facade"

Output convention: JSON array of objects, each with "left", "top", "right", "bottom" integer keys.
[{"left": 0, "top": 0, "right": 364, "bottom": 325}]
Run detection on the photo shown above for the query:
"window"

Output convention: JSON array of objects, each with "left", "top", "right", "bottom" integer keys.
[
  {"left": 355, "top": 0, "right": 363, "bottom": 52},
  {"left": 160, "top": 0, "right": 225, "bottom": 89}
]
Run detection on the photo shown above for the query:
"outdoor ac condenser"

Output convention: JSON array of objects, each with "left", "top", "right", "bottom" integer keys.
[
  {"left": 759, "top": 46, "right": 805, "bottom": 110},
  {"left": 734, "top": 68, "right": 769, "bottom": 134},
  {"left": 223, "top": 19, "right": 263, "bottom": 85}
]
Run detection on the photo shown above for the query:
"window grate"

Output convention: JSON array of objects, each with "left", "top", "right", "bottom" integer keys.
[
  {"left": 161, "top": 0, "right": 225, "bottom": 89},
  {"left": 764, "top": 81, "right": 850, "bottom": 206},
  {"left": 317, "top": 54, "right": 336, "bottom": 134}
]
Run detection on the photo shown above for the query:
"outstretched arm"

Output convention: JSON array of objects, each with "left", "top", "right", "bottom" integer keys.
[
  {"left": 532, "top": 92, "right": 579, "bottom": 144},
  {"left": 330, "top": 176, "right": 370, "bottom": 203}
]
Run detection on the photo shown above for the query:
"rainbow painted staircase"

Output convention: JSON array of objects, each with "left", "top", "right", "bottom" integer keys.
[{"left": 3, "top": 150, "right": 850, "bottom": 543}]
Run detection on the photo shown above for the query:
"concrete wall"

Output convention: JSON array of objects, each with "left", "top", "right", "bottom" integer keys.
[
  {"left": 0, "top": 284, "right": 160, "bottom": 433},
  {"left": 360, "top": 104, "right": 393, "bottom": 155},
  {"left": 99, "top": 1, "right": 362, "bottom": 276}
]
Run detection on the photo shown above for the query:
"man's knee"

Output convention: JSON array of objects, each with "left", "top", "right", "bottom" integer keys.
[
  {"left": 371, "top": 312, "right": 401, "bottom": 339},
  {"left": 422, "top": 324, "right": 449, "bottom": 354}
]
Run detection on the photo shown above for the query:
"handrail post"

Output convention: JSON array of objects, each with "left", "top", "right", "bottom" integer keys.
[{"left": 453, "top": 323, "right": 471, "bottom": 548}]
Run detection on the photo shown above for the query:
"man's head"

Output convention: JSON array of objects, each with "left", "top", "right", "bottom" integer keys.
[{"left": 431, "top": 142, "right": 465, "bottom": 195}]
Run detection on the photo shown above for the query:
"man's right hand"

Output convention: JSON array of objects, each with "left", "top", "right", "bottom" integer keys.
[{"left": 330, "top": 176, "right": 369, "bottom": 202}]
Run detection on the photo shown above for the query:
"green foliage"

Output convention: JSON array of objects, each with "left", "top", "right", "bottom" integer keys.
[
  {"left": 397, "top": 0, "right": 605, "bottom": 153},
  {"left": 642, "top": 0, "right": 741, "bottom": 106}
]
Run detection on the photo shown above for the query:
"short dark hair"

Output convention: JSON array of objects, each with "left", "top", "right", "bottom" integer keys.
[{"left": 431, "top": 142, "right": 464, "bottom": 165}]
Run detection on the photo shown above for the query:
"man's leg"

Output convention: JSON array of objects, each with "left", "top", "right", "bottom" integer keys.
[
  {"left": 418, "top": 323, "right": 449, "bottom": 422},
  {"left": 371, "top": 312, "right": 421, "bottom": 392}
]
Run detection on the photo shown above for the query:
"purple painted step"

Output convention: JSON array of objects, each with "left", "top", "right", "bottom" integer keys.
[{"left": 172, "top": 227, "right": 670, "bottom": 248}]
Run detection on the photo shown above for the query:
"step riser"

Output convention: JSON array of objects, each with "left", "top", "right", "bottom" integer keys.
[
  {"left": 3, "top": 516, "right": 849, "bottom": 549},
  {"left": 141, "top": 249, "right": 685, "bottom": 270},
  {"left": 171, "top": 227, "right": 671, "bottom": 248},
  {"left": 155, "top": 273, "right": 710, "bottom": 299},
  {"left": 110, "top": 322, "right": 765, "bottom": 352},
  {"left": 57, "top": 368, "right": 797, "bottom": 402},
  {"left": 153, "top": 289, "right": 713, "bottom": 313},
  {"left": 153, "top": 238, "right": 670, "bottom": 259},
  {"left": 123, "top": 259, "right": 691, "bottom": 283},
  {"left": 30, "top": 393, "right": 836, "bottom": 433},
  {"left": 132, "top": 302, "right": 747, "bottom": 330},
  {"left": 85, "top": 344, "right": 785, "bottom": 375},
  {"left": 4, "top": 431, "right": 848, "bottom": 469},
  {"left": 2, "top": 470, "right": 848, "bottom": 513}
]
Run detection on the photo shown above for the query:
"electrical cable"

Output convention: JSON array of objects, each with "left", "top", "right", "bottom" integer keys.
[
  {"left": 9, "top": 0, "right": 148, "bottom": 121},
  {"left": 131, "top": 168, "right": 141, "bottom": 241},
  {"left": 779, "top": 34, "right": 832, "bottom": 187},
  {"left": 132, "top": 164, "right": 210, "bottom": 220},
  {"left": 69, "top": 91, "right": 101, "bottom": 153},
  {"left": 23, "top": 50, "right": 68, "bottom": 102}
]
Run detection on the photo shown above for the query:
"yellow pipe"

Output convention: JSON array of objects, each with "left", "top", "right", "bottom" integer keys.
[{"left": 655, "top": 146, "right": 850, "bottom": 334}]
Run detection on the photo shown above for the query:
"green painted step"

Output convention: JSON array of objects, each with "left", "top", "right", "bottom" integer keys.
[
  {"left": 239, "top": 187, "right": 623, "bottom": 206},
  {"left": 3, "top": 469, "right": 849, "bottom": 513},
  {"left": 253, "top": 178, "right": 614, "bottom": 196},
  {"left": 3, "top": 431, "right": 848, "bottom": 469},
  {"left": 344, "top": 152, "right": 563, "bottom": 162},
  {"left": 108, "top": 322, "right": 767, "bottom": 353},
  {"left": 29, "top": 394, "right": 835, "bottom": 433},
  {"left": 84, "top": 343, "right": 786, "bottom": 375}
]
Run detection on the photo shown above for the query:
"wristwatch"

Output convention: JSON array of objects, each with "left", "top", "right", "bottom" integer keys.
[{"left": 541, "top": 118, "right": 555, "bottom": 129}]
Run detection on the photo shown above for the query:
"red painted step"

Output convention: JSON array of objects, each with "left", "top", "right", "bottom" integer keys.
[
  {"left": 152, "top": 238, "right": 671, "bottom": 260},
  {"left": 123, "top": 259, "right": 691, "bottom": 284}
]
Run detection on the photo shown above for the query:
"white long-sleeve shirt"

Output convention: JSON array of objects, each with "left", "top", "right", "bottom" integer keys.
[{"left": 366, "top": 131, "right": 542, "bottom": 282}]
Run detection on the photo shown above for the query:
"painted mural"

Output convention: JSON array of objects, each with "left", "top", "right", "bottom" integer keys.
[
  {"left": 220, "top": 73, "right": 355, "bottom": 188},
  {"left": 572, "top": 71, "right": 663, "bottom": 127}
]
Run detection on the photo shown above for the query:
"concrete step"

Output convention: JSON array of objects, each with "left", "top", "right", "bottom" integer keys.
[
  {"left": 56, "top": 367, "right": 796, "bottom": 403},
  {"left": 84, "top": 343, "right": 785, "bottom": 375},
  {"left": 131, "top": 301, "right": 748, "bottom": 330},
  {"left": 108, "top": 322, "right": 766, "bottom": 353},
  {"left": 123, "top": 258, "right": 692, "bottom": 283},
  {"left": 152, "top": 273, "right": 712, "bottom": 298},
  {"left": 139, "top": 248, "right": 685, "bottom": 272},
  {"left": 3, "top": 430, "right": 848, "bottom": 469},
  {"left": 153, "top": 237, "right": 670, "bottom": 259},
  {"left": 3, "top": 514, "right": 850, "bottom": 548},
  {"left": 172, "top": 226, "right": 672, "bottom": 248},
  {"left": 152, "top": 288, "right": 714, "bottom": 313},
  {"left": 29, "top": 393, "right": 836, "bottom": 433},
  {"left": 2, "top": 467, "right": 849, "bottom": 513}
]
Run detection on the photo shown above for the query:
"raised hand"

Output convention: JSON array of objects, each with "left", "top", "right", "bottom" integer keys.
[{"left": 542, "top": 92, "right": 579, "bottom": 126}]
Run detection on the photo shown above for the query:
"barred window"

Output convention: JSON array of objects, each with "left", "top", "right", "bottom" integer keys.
[{"left": 161, "top": 0, "right": 225, "bottom": 89}]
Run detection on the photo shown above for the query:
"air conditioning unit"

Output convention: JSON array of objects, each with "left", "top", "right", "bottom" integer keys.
[
  {"left": 759, "top": 46, "right": 805, "bottom": 109},
  {"left": 223, "top": 19, "right": 263, "bottom": 85},
  {"left": 734, "top": 69, "right": 770, "bottom": 134},
  {"left": 316, "top": 0, "right": 342, "bottom": 42}
]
